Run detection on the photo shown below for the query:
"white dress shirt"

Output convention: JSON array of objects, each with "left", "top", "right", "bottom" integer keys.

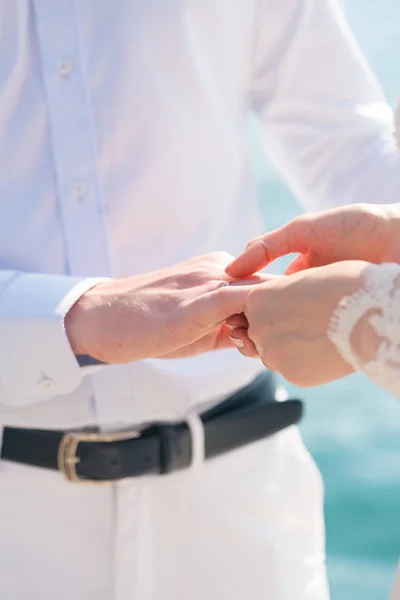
[{"left": 0, "top": 2, "right": 399, "bottom": 599}]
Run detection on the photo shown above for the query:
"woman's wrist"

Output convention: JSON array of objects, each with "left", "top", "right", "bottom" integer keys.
[{"left": 349, "top": 310, "right": 381, "bottom": 364}]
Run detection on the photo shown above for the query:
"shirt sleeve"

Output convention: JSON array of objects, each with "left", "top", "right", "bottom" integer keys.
[
  {"left": 252, "top": 0, "right": 400, "bottom": 210},
  {"left": 0, "top": 270, "right": 108, "bottom": 408},
  {"left": 328, "top": 263, "right": 400, "bottom": 400}
]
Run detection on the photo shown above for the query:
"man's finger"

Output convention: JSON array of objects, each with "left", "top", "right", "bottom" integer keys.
[
  {"left": 225, "top": 217, "right": 310, "bottom": 278},
  {"left": 160, "top": 324, "right": 234, "bottom": 359},
  {"left": 191, "top": 285, "right": 252, "bottom": 326}
]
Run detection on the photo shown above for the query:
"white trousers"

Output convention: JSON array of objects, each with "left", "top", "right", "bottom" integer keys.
[{"left": 0, "top": 426, "right": 329, "bottom": 600}]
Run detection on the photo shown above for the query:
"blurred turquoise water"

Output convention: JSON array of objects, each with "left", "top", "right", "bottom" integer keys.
[{"left": 256, "top": 2, "right": 400, "bottom": 598}]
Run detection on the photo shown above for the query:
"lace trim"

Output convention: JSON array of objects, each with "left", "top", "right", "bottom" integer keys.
[{"left": 328, "top": 263, "right": 400, "bottom": 397}]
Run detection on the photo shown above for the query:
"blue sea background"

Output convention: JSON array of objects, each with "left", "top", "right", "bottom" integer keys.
[{"left": 254, "top": 1, "right": 400, "bottom": 598}]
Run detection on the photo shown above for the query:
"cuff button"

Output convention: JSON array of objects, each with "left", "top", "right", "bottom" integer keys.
[{"left": 38, "top": 375, "right": 56, "bottom": 392}]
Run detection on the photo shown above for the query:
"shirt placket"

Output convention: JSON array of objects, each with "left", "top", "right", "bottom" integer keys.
[{"left": 32, "top": 0, "right": 111, "bottom": 277}]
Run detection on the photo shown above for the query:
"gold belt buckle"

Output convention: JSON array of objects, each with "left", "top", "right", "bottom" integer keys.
[{"left": 57, "top": 428, "right": 141, "bottom": 484}]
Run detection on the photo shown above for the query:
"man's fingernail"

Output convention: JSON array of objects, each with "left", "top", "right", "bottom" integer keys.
[{"left": 230, "top": 336, "right": 245, "bottom": 348}]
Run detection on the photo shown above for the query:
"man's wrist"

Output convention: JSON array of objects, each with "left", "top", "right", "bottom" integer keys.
[
  {"left": 64, "top": 294, "right": 91, "bottom": 357},
  {"left": 64, "top": 282, "right": 107, "bottom": 358}
]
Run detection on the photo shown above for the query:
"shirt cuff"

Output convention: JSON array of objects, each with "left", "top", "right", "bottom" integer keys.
[{"left": 0, "top": 273, "right": 109, "bottom": 407}]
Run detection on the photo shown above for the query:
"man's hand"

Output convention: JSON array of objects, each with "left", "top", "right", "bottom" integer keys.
[
  {"left": 228, "top": 261, "right": 369, "bottom": 387},
  {"left": 65, "top": 252, "right": 263, "bottom": 364},
  {"left": 226, "top": 204, "right": 400, "bottom": 278}
]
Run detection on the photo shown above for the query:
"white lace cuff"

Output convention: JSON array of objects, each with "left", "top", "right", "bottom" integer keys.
[{"left": 328, "top": 263, "right": 400, "bottom": 398}]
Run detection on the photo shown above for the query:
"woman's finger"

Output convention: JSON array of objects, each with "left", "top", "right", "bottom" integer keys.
[
  {"left": 226, "top": 217, "right": 310, "bottom": 278},
  {"left": 225, "top": 313, "right": 249, "bottom": 329},
  {"left": 229, "top": 327, "right": 259, "bottom": 358},
  {"left": 285, "top": 254, "right": 312, "bottom": 275}
]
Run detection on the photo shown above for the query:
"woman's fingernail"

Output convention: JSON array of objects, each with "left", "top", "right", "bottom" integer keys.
[
  {"left": 254, "top": 342, "right": 264, "bottom": 355},
  {"left": 230, "top": 336, "right": 245, "bottom": 348}
]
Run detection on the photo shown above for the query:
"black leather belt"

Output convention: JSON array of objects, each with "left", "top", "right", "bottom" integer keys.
[{"left": 0, "top": 373, "right": 303, "bottom": 484}]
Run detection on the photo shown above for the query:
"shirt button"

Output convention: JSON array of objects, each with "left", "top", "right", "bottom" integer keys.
[
  {"left": 57, "top": 60, "right": 72, "bottom": 77},
  {"left": 72, "top": 183, "right": 87, "bottom": 200},
  {"left": 38, "top": 375, "right": 56, "bottom": 392}
]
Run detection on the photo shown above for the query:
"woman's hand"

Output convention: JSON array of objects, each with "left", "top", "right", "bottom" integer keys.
[
  {"left": 228, "top": 261, "right": 369, "bottom": 387},
  {"left": 226, "top": 203, "right": 400, "bottom": 278}
]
